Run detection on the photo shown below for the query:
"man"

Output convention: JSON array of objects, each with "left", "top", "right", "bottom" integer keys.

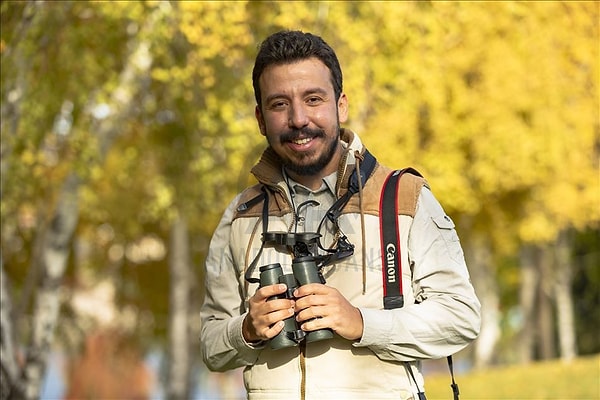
[{"left": 200, "top": 30, "right": 481, "bottom": 399}]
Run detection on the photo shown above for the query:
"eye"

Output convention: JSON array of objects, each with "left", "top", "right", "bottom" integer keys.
[
  {"left": 306, "top": 96, "right": 323, "bottom": 105},
  {"left": 268, "top": 100, "right": 288, "bottom": 110}
]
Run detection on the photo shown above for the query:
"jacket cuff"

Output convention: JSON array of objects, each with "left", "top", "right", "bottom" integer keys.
[
  {"left": 353, "top": 307, "right": 393, "bottom": 347},
  {"left": 228, "top": 313, "right": 266, "bottom": 353}
]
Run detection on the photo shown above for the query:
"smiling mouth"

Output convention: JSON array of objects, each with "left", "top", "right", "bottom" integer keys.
[
  {"left": 292, "top": 137, "right": 313, "bottom": 145},
  {"left": 280, "top": 128, "right": 325, "bottom": 148}
]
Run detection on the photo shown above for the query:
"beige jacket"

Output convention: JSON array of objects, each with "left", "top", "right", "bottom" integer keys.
[{"left": 200, "top": 129, "right": 481, "bottom": 400}]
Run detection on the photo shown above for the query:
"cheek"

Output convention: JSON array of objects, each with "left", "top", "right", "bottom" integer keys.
[
  {"left": 320, "top": 104, "right": 343, "bottom": 124},
  {"left": 262, "top": 116, "right": 289, "bottom": 139}
]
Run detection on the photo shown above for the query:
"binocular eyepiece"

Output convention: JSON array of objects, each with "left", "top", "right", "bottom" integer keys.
[{"left": 259, "top": 257, "right": 334, "bottom": 350}]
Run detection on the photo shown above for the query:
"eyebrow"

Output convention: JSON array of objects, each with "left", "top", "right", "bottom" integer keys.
[{"left": 264, "top": 87, "right": 330, "bottom": 105}]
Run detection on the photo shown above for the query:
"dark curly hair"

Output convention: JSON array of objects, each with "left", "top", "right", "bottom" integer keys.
[{"left": 252, "top": 30, "right": 343, "bottom": 107}]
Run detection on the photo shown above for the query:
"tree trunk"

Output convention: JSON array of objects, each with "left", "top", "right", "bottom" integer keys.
[
  {"left": 1, "top": 3, "right": 43, "bottom": 398},
  {"left": 553, "top": 230, "right": 577, "bottom": 361},
  {"left": 167, "top": 213, "right": 192, "bottom": 399},
  {"left": 23, "top": 174, "right": 81, "bottom": 399},
  {"left": 466, "top": 235, "right": 500, "bottom": 368},
  {"left": 1, "top": 259, "right": 24, "bottom": 400},
  {"left": 537, "top": 244, "right": 556, "bottom": 360},
  {"left": 518, "top": 245, "right": 538, "bottom": 363}
]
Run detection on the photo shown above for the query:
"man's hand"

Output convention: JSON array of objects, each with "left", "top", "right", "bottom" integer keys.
[
  {"left": 293, "top": 284, "right": 363, "bottom": 341},
  {"left": 242, "top": 284, "right": 295, "bottom": 343}
]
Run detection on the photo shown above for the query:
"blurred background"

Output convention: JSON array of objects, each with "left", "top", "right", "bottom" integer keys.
[{"left": 1, "top": 1, "right": 598, "bottom": 399}]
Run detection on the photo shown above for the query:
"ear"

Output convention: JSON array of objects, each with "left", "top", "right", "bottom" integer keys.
[
  {"left": 337, "top": 93, "right": 348, "bottom": 124},
  {"left": 255, "top": 105, "right": 266, "bottom": 136}
]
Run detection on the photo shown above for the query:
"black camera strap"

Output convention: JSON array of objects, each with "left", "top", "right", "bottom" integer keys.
[{"left": 380, "top": 168, "right": 459, "bottom": 400}]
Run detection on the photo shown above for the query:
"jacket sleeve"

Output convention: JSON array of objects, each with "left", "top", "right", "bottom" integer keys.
[
  {"left": 355, "top": 187, "right": 481, "bottom": 361},
  {"left": 200, "top": 195, "right": 264, "bottom": 372}
]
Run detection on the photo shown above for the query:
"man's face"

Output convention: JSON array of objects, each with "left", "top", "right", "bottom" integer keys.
[{"left": 255, "top": 57, "right": 348, "bottom": 181}]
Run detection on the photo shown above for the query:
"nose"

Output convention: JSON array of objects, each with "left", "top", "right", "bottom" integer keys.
[{"left": 288, "top": 102, "right": 309, "bottom": 129}]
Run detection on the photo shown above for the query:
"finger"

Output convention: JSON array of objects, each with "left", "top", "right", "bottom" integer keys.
[
  {"left": 264, "top": 320, "right": 285, "bottom": 339},
  {"left": 294, "top": 293, "right": 328, "bottom": 312},
  {"left": 299, "top": 314, "right": 327, "bottom": 333},
  {"left": 294, "top": 283, "right": 327, "bottom": 297},
  {"left": 255, "top": 308, "right": 295, "bottom": 339},
  {"left": 296, "top": 305, "right": 326, "bottom": 324},
  {"left": 300, "top": 305, "right": 363, "bottom": 341},
  {"left": 255, "top": 283, "right": 288, "bottom": 301},
  {"left": 254, "top": 297, "right": 293, "bottom": 312}
]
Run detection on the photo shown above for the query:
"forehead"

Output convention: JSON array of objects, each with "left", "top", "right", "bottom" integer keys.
[{"left": 259, "top": 57, "right": 333, "bottom": 95}]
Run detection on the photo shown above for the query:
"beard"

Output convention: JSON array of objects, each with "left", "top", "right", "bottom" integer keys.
[{"left": 276, "top": 126, "right": 340, "bottom": 176}]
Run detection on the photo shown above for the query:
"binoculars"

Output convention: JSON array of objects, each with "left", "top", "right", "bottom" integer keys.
[{"left": 259, "top": 256, "right": 334, "bottom": 350}]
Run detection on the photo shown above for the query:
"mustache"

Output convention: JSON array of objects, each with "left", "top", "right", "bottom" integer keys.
[{"left": 279, "top": 127, "right": 325, "bottom": 144}]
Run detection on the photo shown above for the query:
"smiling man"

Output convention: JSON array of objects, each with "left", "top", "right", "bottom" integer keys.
[{"left": 200, "top": 30, "right": 481, "bottom": 400}]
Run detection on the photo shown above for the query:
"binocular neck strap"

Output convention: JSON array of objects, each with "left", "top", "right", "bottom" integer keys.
[
  {"left": 244, "top": 187, "right": 269, "bottom": 284},
  {"left": 325, "top": 149, "right": 376, "bottom": 223},
  {"left": 244, "top": 149, "right": 376, "bottom": 284}
]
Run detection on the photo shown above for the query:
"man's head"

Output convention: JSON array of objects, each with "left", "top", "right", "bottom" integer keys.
[
  {"left": 252, "top": 30, "right": 343, "bottom": 108},
  {"left": 252, "top": 30, "right": 348, "bottom": 188}
]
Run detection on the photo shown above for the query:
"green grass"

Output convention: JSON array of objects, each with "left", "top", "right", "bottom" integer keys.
[{"left": 424, "top": 354, "right": 600, "bottom": 400}]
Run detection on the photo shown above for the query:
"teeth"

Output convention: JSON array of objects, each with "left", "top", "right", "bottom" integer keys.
[{"left": 293, "top": 137, "right": 312, "bottom": 145}]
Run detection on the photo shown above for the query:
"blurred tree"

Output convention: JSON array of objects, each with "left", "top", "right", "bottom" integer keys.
[
  {"left": 139, "top": 2, "right": 258, "bottom": 396},
  {"left": 333, "top": 1, "right": 599, "bottom": 365},
  {"left": 1, "top": 1, "right": 171, "bottom": 397}
]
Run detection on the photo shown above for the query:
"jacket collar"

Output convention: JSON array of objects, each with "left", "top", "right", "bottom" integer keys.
[{"left": 250, "top": 128, "right": 365, "bottom": 194}]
